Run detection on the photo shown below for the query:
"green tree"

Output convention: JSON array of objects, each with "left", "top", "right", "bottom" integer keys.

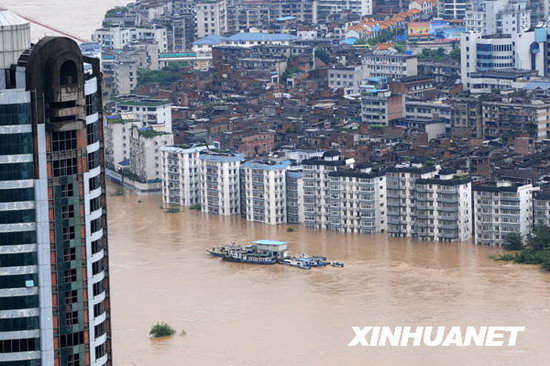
[
  {"left": 449, "top": 47, "right": 460, "bottom": 62},
  {"left": 527, "top": 225, "right": 550, "bottom": 250},
  {"left": 503, "top": 232, "right": 523, "bottom": 251},
  {"left": 314, "top": 49, "right": 331, "bottom": 64},
  {"left": 149, "top": 322, "right": 176, "bottom": 337}
]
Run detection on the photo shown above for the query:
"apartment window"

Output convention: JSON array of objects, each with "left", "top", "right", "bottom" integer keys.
[
  {"left": 60, "top": 331, "right": 84, "bottom": 347},
  {"left": 63, "top": 226, "right": 75, "bottom": 242},
  {"left": 66, "top": 310, "right": 78, "bottom": 326},
  {"left": 93, "top": 281, "right": 104, "bottom": 297},
  {"left": 63, "top": 247, "right": 76, "bottom": 262},
  {"left": 90, "top": 197, "right": 101, "bottom": 212},
  {"left": 65, "top": 290, "right": 78, "bottom": 305},
  {"left": 85, "top": 93, "right": 98, "bottom": 115},
  {"left": 64, "top": 269, "right": 77, "bottom": 283},
  {"left": 88, "top": 151, "right": 100, "bottom": 170},
  {"left": 94, "top": 321, "right": 106, "bottom": 338},
  {"left": 52, "top": 130, "right": 77, "bottom": 151},
  {"left": 95, "top": 343, "right": 106, "bottom": 358},
  {"left": 91, "top": 239, "right": 103, "bottom": 254},
  {"left": 61, "top": 183, "right": 74, "bottom": 198},
  {"left": 89, "top": 177, "right": 100, "bottom": 193},
  {"left": 91, "top": 218, "right": 102, "bottom": 234},
  {"left": 0, "top": 338, "right": 38, "bottom": 353},
  {"left": 68, "top": 354, "right": 80, "bottom": 366},
  {"left": 62, "top": 205, "right": 74, "bottom": 219},
  {"left": 87, "top": 121, "right": 99, "bottom": 145},
  {"left": 92, "top": 260, "right": 104, "bottom": 276},
  {"left": 94, "top": 301, "right": 105, "bottom": 318},
  {"left": 53, "top": 158, "right": 78, "bottom": 177}
]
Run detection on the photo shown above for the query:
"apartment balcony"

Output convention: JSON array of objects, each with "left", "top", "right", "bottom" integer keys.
[{"left": 437, "top": 196, "right": 458, "bottom": 203}]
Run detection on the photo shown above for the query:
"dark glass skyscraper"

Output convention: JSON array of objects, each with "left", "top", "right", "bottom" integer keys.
[{"left": 0, "top": 10, "right": 111, "bottom": 366}]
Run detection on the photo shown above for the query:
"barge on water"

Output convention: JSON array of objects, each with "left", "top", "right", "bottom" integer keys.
[{"left": 207, "top": 240, "right": 343, "bottom": 270}]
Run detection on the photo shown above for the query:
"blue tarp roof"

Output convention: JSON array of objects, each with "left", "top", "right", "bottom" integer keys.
[
  {"left": 524, "top": 80, "right": 550, "bottom": 90},
  {"left": 276, "top": 16, "right": 296, "bottom": 21},
  {"left": 252, "top": 240, "right": 288, "bottom": 246},
  {"left": 342, "top": 37, "right": 358, "bottom": 45},
  {"left": 118, "top": 159, "right": 130, "bottom": 166}
]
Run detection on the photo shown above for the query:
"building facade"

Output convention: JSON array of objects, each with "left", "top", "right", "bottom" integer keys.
[
  {"left": 199, "top": 151, "right": 245, "bottom": 216},
  {"left": 326, "top": 165, "right": 387, "bottom": 234},
  {"left": 160, "top": 145, "right": 211, "bottom": 207},
  {"left": 386, "top": 163, "right": 438, "bottom": 237},
  {"left": 473, "top": 182, "right": 536, "bottom": 246},
  {"left": 414, "top": 171, "right": 472, "bottom": 242},
  {"left": 241, "top": 160, "right": 290, "bottom": 225},
  {"left": 0, "top": 12, "right": 111, "bottom": 366}
]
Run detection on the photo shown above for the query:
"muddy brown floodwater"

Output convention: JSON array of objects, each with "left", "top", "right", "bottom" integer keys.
[{"left": 106, "top": 185, "right": 550, "bottom": 366}]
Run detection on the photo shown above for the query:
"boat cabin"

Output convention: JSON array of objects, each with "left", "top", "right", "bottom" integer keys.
[{"left": 251, "top": 240, "right": 288, "bottom": 259}]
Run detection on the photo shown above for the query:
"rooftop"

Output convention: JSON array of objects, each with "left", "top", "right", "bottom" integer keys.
[
  {"left": 225, "top": 32, "right": 298, "bottom": 42},
  {"left": 252, "top": 240, "right": 288, "bottom": 246}
]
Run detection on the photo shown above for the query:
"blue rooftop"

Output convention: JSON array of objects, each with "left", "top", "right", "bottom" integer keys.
[
  {"left": 342, "top": 37, "right": 358, "bottom": 45},
  {"left": 226, "top": 32, "right": 297, "bottom": 42},
  {"left": 242, "top": 160, "right": 291, "bottom": 170},
  {"left": 252, "top": 240, "right": 288, "bottom": 246},
  {"left": 524, "top": 80, "right": 550, "bottom": 90},
  {"left": 192, "top": 34, "right": 226, "bottom": 45}
]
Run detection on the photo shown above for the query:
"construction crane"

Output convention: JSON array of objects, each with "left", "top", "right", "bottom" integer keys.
[{"left": 3, "top": 7, "right": 90, "bottom": 43}]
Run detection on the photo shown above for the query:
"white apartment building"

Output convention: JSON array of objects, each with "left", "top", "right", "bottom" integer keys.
[
  {"left": 361, "top": 84, "right": 405, "bottom": 127},
  {"left": 286, "top": 167, "right": 305, "bottom": 224},
  {"left": 414, "top": 170, "right": 472, "bottom": 242},
  {"left": 460, "top": 31, "right": 544, "bottom": 89},
  {"left": 438, "top": 0, "right": 468, "bottom": 19},
  {"left": 104, "top": 114, "right": 139, "bottom": 170},
  {"left": 326, "top": 164, "right": 387, "bottom": 234},
  {"left": 534, "top": 191, "right": 550, "bottom": 226},
  {"left": 160, "top": 145, "right": 213, "bottom": 207},
  {"left": 93, "top": 25, "right": 168, "bottom": 52},
  {"left": 241, "top": 160, "right": 290, "bottom": 225},
  {"left": 112, "top": 95, "right": 173, "bottom": 132},
  {"left": 129, "top": 126, "right": 174, "bottom": 189},
  {"left": 199, "top": 151, "right": 245, "bottom": 216},
  {"left": 196, "top": 0, "right": 228, "bottom": 38},
  {"left": 465, "top": 0, "right": 531, "bottom": 35},
  {"left": 317, "top": 0, "right": 373, "bottom": 19},
  {"left": 364, "top": 50, "right": 418, "bottom": 80},
  {"left": 328, "top": 65, "right": 368, "bottom": 95},
  {"left": 303, "top": 152, "right": 355, "bottom": 230},
  {"left": 473, "top": 182, "right": 536, "bottom": 246},
  {"left": 386, "top": 163, "right": 439, "bottom": 237}
]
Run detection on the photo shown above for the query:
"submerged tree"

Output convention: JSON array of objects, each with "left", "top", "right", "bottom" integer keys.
[{"left": 149, "top": 322, "right": 176, "bottom": 338}]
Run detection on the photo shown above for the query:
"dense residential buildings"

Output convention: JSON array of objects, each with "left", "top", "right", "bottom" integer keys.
[
  {"left": 195, "top": 0, "right": 228, "bottom": 38},
  {"left": 0, "top": 11, "right": 111, "bottom": 365},
  {"left": 241, "top": 160, "right": 290, "bottom": 225},
  {"left": 112, "top": 95, "right": 173, "bottom": 132},
  {"left": 473, "top": 182, "right": 537, "bottom": 246},
  {"left": 199, "top": 151, "right": 245, "bottom": 216}
]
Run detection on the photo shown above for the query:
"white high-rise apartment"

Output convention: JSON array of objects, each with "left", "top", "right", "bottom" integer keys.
[
  {"left": 241, "top": 160, "right": 290, "bottom": 225},
  {"left": 326, "top": 164, "right": 387, "bottom": 234},
  {"left": 317, "top": 0, "right": 373, "bottom": 19},
  {"left": 465, "top": 0, "right": 531, "bottom": 35},
  {"left": 160, "top": 145, "right": 212, "bottom": 207},
  {"left": 286, "top": 167, "right": 305, "bottom": 224},
  {"left": 413, "top": 170, "right": 472, "bottom": 242},
  {"left": 303, "top": 152, "right": 354, "bottom": 230},
  {"left": 196, "top": 0, "right": 228, "bottom": 38},
  {"left": 473, "top": 182, "right": 536, "bottom": 246},
  {"left": 199, "top": 151, "right": 244, "bottom": 216},
  {"left": 386, "top": 162, "right": 439, "bottom": 237}
]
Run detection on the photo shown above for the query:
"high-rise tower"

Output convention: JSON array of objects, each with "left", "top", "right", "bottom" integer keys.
[{"left": 0, "top": 10, "right": 111, "bottom": 366}]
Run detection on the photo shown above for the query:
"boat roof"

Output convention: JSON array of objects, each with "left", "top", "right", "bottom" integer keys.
[{"left": 252, "top": 240, "right": 288, "bottom": 246}]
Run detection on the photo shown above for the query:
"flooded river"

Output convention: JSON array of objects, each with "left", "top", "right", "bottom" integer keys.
[{"left": 107, "top": 186, "right": 550, "bottom": 366}]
